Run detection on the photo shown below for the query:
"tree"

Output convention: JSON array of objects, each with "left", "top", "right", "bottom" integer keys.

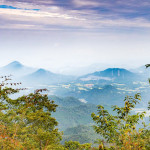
[
  {"left": 91, "top": 93, "right": 150, "bottom": 149},
  {"left": 64, "top": 141, "right": 80, "bottom": 150},
  {"left": 146, "top": 64, "right": 150, "bottom": 111},
  {"left": 64, "top": 141, "right": 92, "bottom": 150},
  {"left": 0, "top": 76, "right": 63, "bottom": 149}
]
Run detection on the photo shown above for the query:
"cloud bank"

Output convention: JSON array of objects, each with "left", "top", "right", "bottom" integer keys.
[{"left": 0, "top": 0, "right": 150, "bottom": 30}]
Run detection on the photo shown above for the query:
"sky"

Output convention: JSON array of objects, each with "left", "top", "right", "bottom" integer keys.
[{"left": 0, "top": 0, "right": 150, "bottom": 75}]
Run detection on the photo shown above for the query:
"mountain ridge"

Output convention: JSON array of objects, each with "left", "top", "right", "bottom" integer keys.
[{"left": 0, "top": 61, "right": 145, "bottom": 85}]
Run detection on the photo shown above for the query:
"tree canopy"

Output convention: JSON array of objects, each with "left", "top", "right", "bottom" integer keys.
[
  {"left": 91, "top": 94, "right": 150, "bottom": 149},
  {"left": 0, "top": 76, "right": 64, "bottom": 149}
]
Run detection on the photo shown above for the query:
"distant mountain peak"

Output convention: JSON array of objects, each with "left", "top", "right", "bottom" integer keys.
[
  {"left": 37, "top": 68, "right": 47, "bottom": 73},
  {"left": 80, "top": 67, "right": 135, "bottom": 82},
  {"left": 11, "top": 61, "right": 21, "bottom": 64},
  {"left": 10, "top": 61, "right": 21, "bottom": 65},
  {"left": 104, "top": 68, "right": 126, "bottom": 71},
  {"left": 5, "top": 61, "right": 23, "bottom": 69},
  {"left": 35, "top": 68, "right": 53, "bottom": 74},
  {"left": 31, "top": 68, "right": 54, "bottom": 77}
]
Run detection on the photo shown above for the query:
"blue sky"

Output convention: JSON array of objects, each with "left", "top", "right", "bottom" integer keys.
[{"left": 0, "top": 0, "right": 150, "bottom": 74}]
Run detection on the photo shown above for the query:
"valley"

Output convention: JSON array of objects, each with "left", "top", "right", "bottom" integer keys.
[{"left": 0, "top": 61, "right": 150, "bottom": 144}]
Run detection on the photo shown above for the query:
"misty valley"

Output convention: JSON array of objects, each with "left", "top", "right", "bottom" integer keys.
[{"left": 0, "top": 61, "right": 150, "bottom": 146}]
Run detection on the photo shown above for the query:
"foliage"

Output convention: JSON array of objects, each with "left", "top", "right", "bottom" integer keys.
[
  {"left": 91, "top": 93, "right": 150, "bottom": 149},
  {"left": 64, "top": 141, "right": 81, "bottom": 150},
  {"left": 64, "top": 141, "right": 93, "bottom": 150},
  {"left": 0, "top": 76, "right": 62, "bottom": 149},
  {"left": 145, "top": 64, "right": 150, "bottom": 115}
]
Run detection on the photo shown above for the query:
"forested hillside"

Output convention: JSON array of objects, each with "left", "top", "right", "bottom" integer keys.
[{"left": 0, "top": 73, "right": 150, "bottom": 149}]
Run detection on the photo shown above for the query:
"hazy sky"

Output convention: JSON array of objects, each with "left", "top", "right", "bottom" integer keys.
[{"left": 0, "top": 0, "right": 150, "bottom": 74}]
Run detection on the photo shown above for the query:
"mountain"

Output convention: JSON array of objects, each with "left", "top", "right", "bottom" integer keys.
[
  {"left": 51, "top": 95, "right": 112, "bottom": 130},
  {"left": 4, "top": 61, "right": 23, "bottom": 70},
  {"left": 29, "top": 68, "right": 55, "bottom": 78},
  {"left": 49, "top": 95, "right": 83, "bottom": 107},
  {"left": 53, "top": 103, "right": 98, "bottom": 130},
  {"left": 23, "top": 68, "right": 75, "bottom": 85},
  {"left": 0, "top": 61, "right": 76, "bottom": 85},
  {"left": 79, "top": 68, "right": 137, "bottom": 83},
  {"left": 0, "top": 61, "right": 36, "bottom": 77},
  {"left": 95, "top": 68, "right": 134, "bottom": 78},
  {"left": 55, "top": 84, "right": 125, "bottom": 105},
  {"left": 62, "top": 125, "right": 101, "bottom": 144}
]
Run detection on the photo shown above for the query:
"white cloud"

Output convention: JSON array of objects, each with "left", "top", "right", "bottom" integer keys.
[
  {"left": 96, "top": 18, "right": 150, "bottom": 28},
  {"left": 73, "top": 0, "right": 109, "bottom": 7},
  {"left": 1, "top": 1, "right": 150, "bottom": 30},
  {"left": 1, "top": 0, "right": 54, "bottom": 7},
  {"left": 0, "top": 8, "right": 88, "bottom": 29}
]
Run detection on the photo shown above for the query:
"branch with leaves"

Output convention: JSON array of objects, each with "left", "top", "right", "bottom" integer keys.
[
  {"left": 91, "top": 93, "right": 150, "bottom": 149},
  {"left": 0, "top": 76, "right": 64, "bottom": 149}
]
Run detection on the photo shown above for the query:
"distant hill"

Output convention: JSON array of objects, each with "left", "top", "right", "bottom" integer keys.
[
  {"left": 50, "top": 96, "right": 104, "bottom": 144},
  {"left": 96, "top": 68, "right": 134, "bottom": 78},
  {"left": 4, "top": 61, "right": 23, "bottom": 70},
  {"left": 0, "top": 62, "right": 142, "bottom": 85},
  {"left": 0, "top": 61, "right": 36, "bottom": 77},
  {"left": 50, "top": 95, "right": 112, "bottom": 130},
  {"left": 23, "top": 68, "right": 75, "bottom": 85},
  {"left": 50, "top": 95, "right": 98, "bottom": 130},
  {"left": 53, "top": 103, "right": 98, "bottom": 130},
  {"left": 49, "top": 95, "right": 83, "bottom": 107},
  {"left": 62, "top": 125, "right": 101, "bottom": 144},
  {"left": 28, "top": 68, "right": 56, "bottom": 78},
  {"left": 79, "top": 68, "right": 138, "bottom": 83},
  {"left": 55, "top": 84, "right": 125, "bottom": 105},
  {"left": 0, "top": 61, "right": 76, "bottom": 85}
]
